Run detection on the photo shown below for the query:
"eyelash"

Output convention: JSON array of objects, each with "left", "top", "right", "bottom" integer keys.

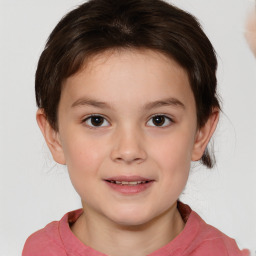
[
  {"left": 82, "top": 114, "right": 174, "bottom": 128},
  {"left": 82, "top": 114, "right": 109, "bottom": 129},
  {"left": 148, "top": 114, "right": 173, "bottom": 127}
]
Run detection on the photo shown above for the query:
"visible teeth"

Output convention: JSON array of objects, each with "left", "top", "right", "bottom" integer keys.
[
  {"left": 109, "top": 180, "right": 148, "bottom": 185},
  {"left": 128, "top": 181, "right": 138, "bottom": 185}
]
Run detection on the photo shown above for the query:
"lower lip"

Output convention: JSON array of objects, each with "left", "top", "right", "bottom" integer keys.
[{"left": 104, "top": 181, "right": 154, "bottom": 195}]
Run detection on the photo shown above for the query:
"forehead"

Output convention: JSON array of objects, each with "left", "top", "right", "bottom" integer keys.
[{"left": 61, "top": 49, "right": 195, "bottom": 111}]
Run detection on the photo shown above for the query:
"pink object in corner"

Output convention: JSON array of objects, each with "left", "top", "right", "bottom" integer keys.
[{"left": 245, "top": 8, "right": 256, "bottom": 57}]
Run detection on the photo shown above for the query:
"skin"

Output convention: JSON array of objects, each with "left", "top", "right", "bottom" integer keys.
[{"left": 37, "top": 49, "right": 219, "bottom": 256}]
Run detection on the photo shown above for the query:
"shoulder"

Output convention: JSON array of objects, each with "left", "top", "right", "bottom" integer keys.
[
  {"left": 22, "top": 213, "right": 69, "bottom": 256},
  {"left": 176, "top": 202, "right": 249, "bottom": 256},
  {"left": 22, "top": 220, "right": 66, "bottom": 256},
  {"left": 188, "top": 211, "right": 249, "bottom": 256},
  {"left": 22, "top": 209, "right": 83, "bottom": 256}
]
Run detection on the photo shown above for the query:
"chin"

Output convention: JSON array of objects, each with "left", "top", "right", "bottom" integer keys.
[{"left": 107, "top": 207, "right": 157, "bottom": 227}]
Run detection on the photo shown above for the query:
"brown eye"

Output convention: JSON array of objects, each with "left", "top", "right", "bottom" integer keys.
[
  {"left": 84, "top": 115, "right": 109, "bottom": 127},
  {"left": 153, "top": 116, "right": 165, "bottom": 126},
  {"left": 147, "top": 115, "right": 172, "bottom": 127}
]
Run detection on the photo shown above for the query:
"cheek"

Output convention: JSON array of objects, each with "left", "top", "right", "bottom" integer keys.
[
  {"left": 61, "top": 136, "right": 107, "bottom": 200},
  {"left": 150, "top": 130, "right": 195, "bottom": 192},
  {"left": 61, "top": 134, "right": 106, "bottom": 176},
  {"left": 154, "top": 131, "right": 195, "bottom": 168},
  {"left": 158, "top": 144, "right": 191, "bottom": 188}
]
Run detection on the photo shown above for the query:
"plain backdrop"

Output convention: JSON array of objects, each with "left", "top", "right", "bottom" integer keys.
[{"left": 0, "top": 0, "right": 256, "bottom": 255}]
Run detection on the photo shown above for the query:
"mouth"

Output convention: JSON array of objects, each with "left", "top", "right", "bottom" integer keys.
[
  {"left": 106, "top": 180, "right": 151, "bottom": 186},
  {"left": 104, "top": 176, "right": 154, "bottom": 194}
]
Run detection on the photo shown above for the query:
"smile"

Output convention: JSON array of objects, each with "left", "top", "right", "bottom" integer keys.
[
  {"left": 107, "top": 180, "right": 150, "bottom": 185},
  {"left": 104, "top": 176, "right": 154, "bottom": 194}
]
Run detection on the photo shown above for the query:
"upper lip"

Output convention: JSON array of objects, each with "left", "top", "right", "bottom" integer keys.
[{"left": 104, "top": 176, "right": 153, "bottom": 182}]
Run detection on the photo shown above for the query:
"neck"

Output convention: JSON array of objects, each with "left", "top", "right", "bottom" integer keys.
[{"left": 71, "top": 202, "right": 184, "bottom": 256}]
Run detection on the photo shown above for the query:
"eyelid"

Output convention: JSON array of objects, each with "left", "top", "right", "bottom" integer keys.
[
  {"left": 146, "top": 114, "right": 174, "bottom": 127},
  {"left": 81, "top": 113, "right": 174, "bottom": 128},
  {"left": 82, "top": 114, "right": 110, "bottom": 128}
]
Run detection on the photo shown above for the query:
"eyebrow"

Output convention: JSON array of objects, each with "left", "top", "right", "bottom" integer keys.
[
  {"left": 143, "top": 97, "right": 185, "bottom": 110},
  {"left": 71, "top": 98, "right": 112, "bottom": 109},
  {"left": 71, "top": 97, "right": 185, "bottom": 110}
]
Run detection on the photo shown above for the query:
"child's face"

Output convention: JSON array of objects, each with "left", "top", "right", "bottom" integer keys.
[{"left": 47, "top": 50, "right": 205, "bottom": 226}]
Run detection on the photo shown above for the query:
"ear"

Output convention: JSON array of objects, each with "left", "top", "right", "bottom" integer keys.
[
  {"left": 192, "top": 109, "right": 219, "bottom": 161},
  {"left": 36, "top": 109, "right": 66, "bottom": 165}
]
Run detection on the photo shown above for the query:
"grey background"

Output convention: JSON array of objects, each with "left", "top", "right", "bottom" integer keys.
[{"left": 0, "top": 0, "right": 255, "bottom": 255}]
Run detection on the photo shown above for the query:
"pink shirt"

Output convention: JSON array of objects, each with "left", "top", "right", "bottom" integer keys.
[{"left": 22, "top": 203, "right": 250, "bottom": 256}]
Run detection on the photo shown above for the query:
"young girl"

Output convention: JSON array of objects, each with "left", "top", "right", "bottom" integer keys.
[{"left": 22, "top": 0, "right": 250, "bottom": 255}]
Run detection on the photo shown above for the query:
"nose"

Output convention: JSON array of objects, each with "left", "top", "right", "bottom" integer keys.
[{"left": 110, "top": 126, "right": 147, "bottom": 164}]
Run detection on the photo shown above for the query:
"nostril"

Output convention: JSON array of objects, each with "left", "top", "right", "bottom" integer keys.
[
  {"left": 110, "top": 136, "right": 147, "bottom": 163},
  {"left": 113, "top": 156, "right": 145, "bottom": 164}
]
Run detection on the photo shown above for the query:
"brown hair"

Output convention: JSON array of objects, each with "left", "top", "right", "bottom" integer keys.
[{"left": 35, "top": 0, "right": 220, "bottom": 168}]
